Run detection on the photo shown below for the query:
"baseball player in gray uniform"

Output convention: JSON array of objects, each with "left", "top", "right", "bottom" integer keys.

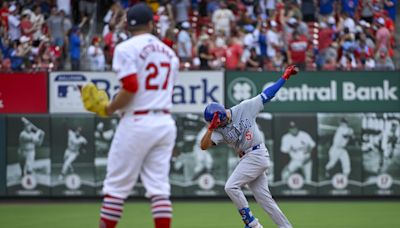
[{"left": 200, "top": 65, "right": 298, "bottom": 228}]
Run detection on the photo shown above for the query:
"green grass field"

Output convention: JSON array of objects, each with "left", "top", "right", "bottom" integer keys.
[{"left": 0, "top": 201, "right": 399, "bottom": 228}]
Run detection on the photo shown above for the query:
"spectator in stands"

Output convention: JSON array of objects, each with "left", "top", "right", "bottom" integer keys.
[
  {"left": 14, "top": 36, "right": 32, "bottom": 70},
  {"left": 243, "top": 24, "right": 260, "bottom": 55},
  {"left": 87, "top": 36, "right": 105, "bottom": 71},
  {"left": 360, "top": 0, "right": 374, "bottom": 23},
  {"left": 60, "top": 10, "right": 72, "bottom": 36},
  {"left": 20, "top": 10, "right": 34, "bottom": 39},
  {"left": 207, "top": 0, "right": 220, "bottom": 16},
  {"left": 375, "top": 51, "right": 395, "bottom": 70},
  {"left": 31, "top": 6, "right": 45, "bottom": 41},
  {"left": 322, "top": 58, "right": 337, "bottom": 70},
  {"left": 69, "top": 26, "right": 81, "bottom": 70},
  {"left": 341, "top": 0, "right": 358, "bottom": 17},
  {"left": 8, "top": 4, "right": 20, "bottom": 42},
  {"left": 266, "top": 20, "right": 282, "bottom": 63},
  {"left": 162, "top": 27, "right": 175, "bottom": 49},
  {"left": 177, "top": 21, "right": 193, "bottom": 63},
  {"left": 375, "top": 17, "right": 391, "bottom": 55},
  {"left": 47, "top": 7, "right": 64, "bottom": 46},
  {"left": 103, "top": 24, "right": 116, "bottom": 66},
  {"left": 57, "top": 0, "right": 71, "bottom": 16},
  {"left": 172, "top": 0, "right": 190, "bottom": 26},
  {"left": 212, "top": 1, "right": 235, "bottom": 36},
  {"left": 198, "top": 34, "right": 213, "bottom": 70},
  {"left": 287, "top": 31, "right": 308, "bottom": 70},
  {"left": 36, "top": 37, "right": 56, "bottom": 71},
  {"left": 244, "top": 47, "right": 263, "bottom": 71},
  {"left": 319, "top": 0, "right": 335, "bottom": 16},
  {"left": 301, "top": 0, "right": 316, "bottom": 22},
  {"left": 271, "top": 49, "right": 284, "bottom": 71},
  {"left": 157, "top": 6, "right": 172, "bottom": 39},
  {"left": 0, "top": 1, "right": 9, "bottom": 32},
  {"left": 355, "top": 35, "right": 374, "bottom": 68},
  {"left": 384, "top": 0, "right": 397, "bottom": 21},
  {"left": 340, "top": 12, "right": 356, "bottom": 33},
  {"left": 258, "top": 23, "right": 268, "bottom": 60},
  {"left": 225, "top": 36, "right": 243, "bottom": 70},
  {"left": 317, "top": 21, "right": 335, "bottom": 69},
  {"left": 79, "top": 0, "right": 96, "bottom": 22}
]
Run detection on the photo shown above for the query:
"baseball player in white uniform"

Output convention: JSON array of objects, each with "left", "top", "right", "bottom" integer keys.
[
  {"left": 280, "top": 121, "right": 316, "bottom": 183},
  {"left": 81, "top": 3, "right": 179, "bottom": 228},
  {"left": 325, "top": 118, "right": 354, "bottom": 178},
  {"left": 59, "top": 127, "right": 87, "bottom": 180},
  {"left": 19, "top": 117, "right": 45, "bottom": 176}
]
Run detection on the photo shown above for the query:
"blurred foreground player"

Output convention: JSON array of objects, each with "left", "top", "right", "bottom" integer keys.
[
  {"left": 80, "top": 3, "right": 179, "bottom": 228},
  {"left": 200, "top": 66, "right": 298, "bottom": 228}
]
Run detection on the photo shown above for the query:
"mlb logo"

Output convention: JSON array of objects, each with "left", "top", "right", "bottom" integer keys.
[{"left": 58, "top": 85, "right": 82, "bottom": 98}]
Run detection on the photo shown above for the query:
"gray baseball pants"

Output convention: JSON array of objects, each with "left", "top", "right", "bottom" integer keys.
[{"left": 225, "top": 149, "right": 292, "bottom": 228}]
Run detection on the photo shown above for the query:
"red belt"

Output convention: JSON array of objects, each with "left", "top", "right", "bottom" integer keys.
[{"left": 133, "top": 109, "right": 170, "bottom": 115}]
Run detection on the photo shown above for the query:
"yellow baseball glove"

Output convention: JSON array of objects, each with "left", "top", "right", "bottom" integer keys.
[{"left": 81, "top": 83, "right": 109, "bottom": 117}]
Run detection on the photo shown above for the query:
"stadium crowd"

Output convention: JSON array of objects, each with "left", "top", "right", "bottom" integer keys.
[{"left": 0, "top": 0, "right": 397, "bottom": 72}]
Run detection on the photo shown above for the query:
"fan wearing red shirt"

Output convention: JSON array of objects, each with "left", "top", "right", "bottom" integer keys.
[
  {"left": 225, "top": 37, "right": 243, "bottom": 70},
  {"left": 287, "top": 32, "right": 308, "bottom": 70},
  {"left": 0, "top": 1, "right": 8, "bottom": 31},
  {"left": 20, "top": 12, "right": 34, "bottom": 39}
]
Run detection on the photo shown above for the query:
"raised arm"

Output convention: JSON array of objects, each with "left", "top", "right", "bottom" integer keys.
[{"left": 260, "top": 65, "right": 298, "bottom": 104}]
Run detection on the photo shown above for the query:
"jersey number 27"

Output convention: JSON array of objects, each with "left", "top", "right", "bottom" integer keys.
[{"left": 145, "top": 62, "right": 171, "bottom": 90}]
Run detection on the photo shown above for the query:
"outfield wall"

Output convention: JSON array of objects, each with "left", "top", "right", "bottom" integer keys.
[{"left": 0, "top": 71, "right": 399, "bottom": 198}]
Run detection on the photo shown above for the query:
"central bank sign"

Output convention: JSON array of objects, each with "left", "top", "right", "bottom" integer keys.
[
  {"left": 50, "top": 71, "right": 223, "bottom": 113},
  {"left": 226, "top": 71, "right": 400, "bottom": 112}
]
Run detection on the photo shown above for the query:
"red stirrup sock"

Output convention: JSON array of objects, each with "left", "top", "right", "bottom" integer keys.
[
  {"left": 99, "top": 194, "right": 124, "bottom": 228},
  {"left": 151, "top": 195, "right": 172, "bottom": 228}
]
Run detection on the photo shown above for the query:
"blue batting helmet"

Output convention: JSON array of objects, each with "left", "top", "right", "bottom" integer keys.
[{"left": 204, "top": 102, "right": 227, "bottom": 122}]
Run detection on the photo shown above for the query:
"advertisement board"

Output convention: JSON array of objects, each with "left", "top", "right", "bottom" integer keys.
[
  {"left": 0, "top": 72, "right": 48, "bottom": 113},
  {"left": 49, "top": 71, "right": 224, "bottom": 114},
  {"left": 225, "top": 71, "right": 400, "bottom": 112},
  {"left": 171, "top": 71, "right": 224, "bottom": 113},
  {"left": 6, "top": 115, "right": 51, "bottom": 196},
  {"left": 49, "top": 72, "right": 120, "bottom": 113}
]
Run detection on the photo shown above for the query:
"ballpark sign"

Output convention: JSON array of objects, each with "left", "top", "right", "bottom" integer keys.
[
  {"left": 50, "top": 72, "right": 120, "bottom": 113},
  {"left": 226, "top": 71, "right": 400, "bottom": 112},
  {"left": 172, "top": 71, "right": 224, "bottom": 112},
  {"left": 50, "top": 71, "right": 224, "bottom": 113}
]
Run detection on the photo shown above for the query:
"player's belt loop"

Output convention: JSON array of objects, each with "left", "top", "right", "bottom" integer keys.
[{"left": 133, "top": 109, "right": 171, "bottom": 115}]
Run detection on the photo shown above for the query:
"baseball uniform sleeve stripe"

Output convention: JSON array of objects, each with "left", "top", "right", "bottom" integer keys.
[{"left": 121, "top": 73, "right": 139, "bottom": 93}]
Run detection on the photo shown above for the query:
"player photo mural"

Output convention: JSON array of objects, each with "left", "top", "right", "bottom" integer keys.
[
  {"left": 6, "top": 115, "right": 51, "bottom": 196},
  {"left": 51, "top": 115, "right": 96, "bottom": 196},
  {"left": 317, "top": 113, "right": 363, "bottom": 196},
  {"left": 362, "top": 113, "right": 400, "bottom": 196},
  {"left": 273, "top": 114, "right": 318, "bottom": 196},
  {"left": 171, "top": 113, "right": 229, "bottom": 196}
]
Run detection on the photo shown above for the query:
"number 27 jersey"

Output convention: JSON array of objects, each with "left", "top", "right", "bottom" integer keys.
[{"left": 112, "top": 33, "right": 180, "bottom": 113}]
